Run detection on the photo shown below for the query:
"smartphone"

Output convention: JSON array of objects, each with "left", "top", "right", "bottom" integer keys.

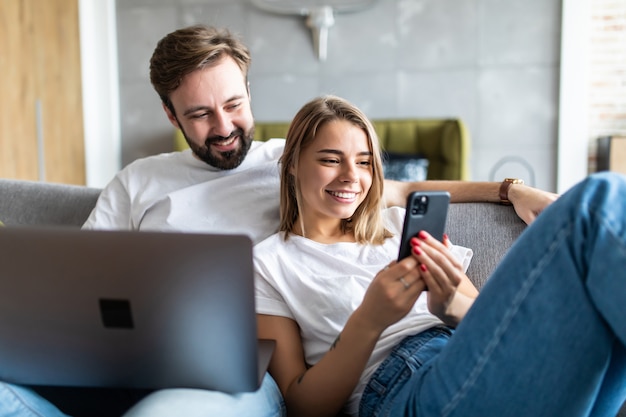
[{"left": 397, "top": 191, "right": 450, "bottom": 261}]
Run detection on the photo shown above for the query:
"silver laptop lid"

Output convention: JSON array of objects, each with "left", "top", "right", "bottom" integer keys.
[{"left": 0, "top": 227, "right": 271, "bottom": 393}]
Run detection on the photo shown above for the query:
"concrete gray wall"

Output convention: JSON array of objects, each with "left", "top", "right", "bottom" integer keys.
[{"left": 116, "top": 0, "right": 561, "bottom": 191}]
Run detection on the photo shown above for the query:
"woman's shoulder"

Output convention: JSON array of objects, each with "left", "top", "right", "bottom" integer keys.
[
  {"left": 254, "top": 231, "right": 289, "bottom": 258},
  {"left": 383, "top": 206, "right": 406, "bottom": 234}
]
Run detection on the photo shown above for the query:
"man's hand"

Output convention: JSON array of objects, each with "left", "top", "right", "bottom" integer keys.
[
  {"left": 508, "top": 183, "right": 559, "bottom": 224},
  {"left": 383, "top": 179, "right": 560, "bottom": 225}
]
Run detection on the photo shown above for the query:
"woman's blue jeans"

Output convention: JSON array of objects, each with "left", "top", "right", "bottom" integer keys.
[{"left": 360, "top": 172, "right": 626, "bottom": 417}]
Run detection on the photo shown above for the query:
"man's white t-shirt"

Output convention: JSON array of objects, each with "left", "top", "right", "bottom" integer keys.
[
  {"left": 83, "top": 139, "right": 285, "bottom": 244},
  {"left": 254, "top": 206, "right": 473, "bottom": 416}
]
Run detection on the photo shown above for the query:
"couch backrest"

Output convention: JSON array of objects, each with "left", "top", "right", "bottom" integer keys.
[
  {"left": 0, "top": 179, "right": 100, "bottom": 227},
  {"left": 0, "top": 179, "right": 525, "bottom": 290},
  {"left": 447, "top": 203, "right": 527, "bottom": 289},
  {"left": 173, "top": 118, "right": 470, "bottom": 180}
]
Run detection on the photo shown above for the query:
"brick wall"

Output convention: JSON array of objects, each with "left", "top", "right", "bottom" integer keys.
[{"left": 588, "top": 0, "right": 626, "bottom": 171}]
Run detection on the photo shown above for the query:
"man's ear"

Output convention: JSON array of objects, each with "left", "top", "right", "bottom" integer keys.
[
  {"left": 246, "top": 81, "right": 252, "bottom": 101},
  {"left": 163, "top": 102, "right": 180, "bottom": 129}
]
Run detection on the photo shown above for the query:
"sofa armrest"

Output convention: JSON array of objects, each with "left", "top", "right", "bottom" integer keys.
[{"left": 0, "top": 179, "right": 101, "bottom": 227}]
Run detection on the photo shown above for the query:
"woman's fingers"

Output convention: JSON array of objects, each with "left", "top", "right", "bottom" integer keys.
[
  {"left": 410, "top": 232, "right": 462, "bottom": 295},
  {"left": 382, "top": 258, "right": 425, "bottom": 298},
  {"left": 410, "top": 232, "right": 463, "bottom": 273},
  {"left": 360, "top": 257, "right": 426, "bottom": 329}
]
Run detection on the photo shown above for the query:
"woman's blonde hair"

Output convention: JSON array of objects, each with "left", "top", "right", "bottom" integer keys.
[{"left": 279, "top": 95, "right": 391, "bottom": 244}]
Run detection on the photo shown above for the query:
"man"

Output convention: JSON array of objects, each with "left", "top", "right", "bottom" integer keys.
[{"left": 0, "top": 25, "right": 557, "bottom": 417}]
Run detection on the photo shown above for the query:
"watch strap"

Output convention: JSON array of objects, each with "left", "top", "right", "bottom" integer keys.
[{"left": 499, "top": 178, "right": 524, "bottom": 205}]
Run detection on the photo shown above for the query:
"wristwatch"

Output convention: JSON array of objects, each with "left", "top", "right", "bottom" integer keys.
[{"left": 499, "top": 178, "right": 524, "bottom": 205}]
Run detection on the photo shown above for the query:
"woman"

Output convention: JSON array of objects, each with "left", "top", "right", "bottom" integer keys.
[{"left": 254, "top": 95, "right": 626, "bottom": 417}]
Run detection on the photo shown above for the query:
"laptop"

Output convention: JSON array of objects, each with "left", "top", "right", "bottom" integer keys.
[{"left": 0, "top": 226, "right": 274, "bottom": 394}]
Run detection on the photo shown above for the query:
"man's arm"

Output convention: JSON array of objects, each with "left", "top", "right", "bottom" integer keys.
[
  {"left": 383, "top": 179, "right": 559, "bottom": 225},
  {"left": 82, "top": 175, "right": 133, "bottom": 230}
]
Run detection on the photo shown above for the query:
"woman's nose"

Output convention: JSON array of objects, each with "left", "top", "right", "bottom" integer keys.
[{"left": 340, "top": 164, "right": 359, "bottom": 183}]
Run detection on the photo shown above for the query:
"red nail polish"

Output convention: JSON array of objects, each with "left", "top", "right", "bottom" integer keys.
[
  {"left": 418, "top": 231, "right": 428, "bottom": 240},
  {"left": 420, "top": 264, "right": 427, "bottom": 272},
  {"left": 443, "top": 233, "right": 449, "bottom": 241},
  {"left": 413, "top": 246, "right": 422, "bottom": 256},
  {"left": 410, "top": 237, "right": 420, "bottom": 246}
]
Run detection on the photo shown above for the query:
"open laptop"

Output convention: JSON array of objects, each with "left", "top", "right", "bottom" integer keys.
[{"left": 0, "top": 226, "right": 274, "bottom": 394}]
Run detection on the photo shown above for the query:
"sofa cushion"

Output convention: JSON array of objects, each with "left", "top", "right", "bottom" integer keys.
[{"left": 446, "top": 203, "right": 527, "bottom": 289}]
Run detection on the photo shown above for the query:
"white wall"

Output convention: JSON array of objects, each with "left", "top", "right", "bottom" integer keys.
[
  {"left": 79, "top": 0, "right": 121, "bottom": 188},
  {"left": 115, "top": 0, "right": 562, "bottom": 192},
  {"left": 557, "top": 0, "right": 590, "bottom": 193}
]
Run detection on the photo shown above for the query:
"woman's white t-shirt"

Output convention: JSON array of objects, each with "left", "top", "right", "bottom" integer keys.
[{"left": 254, "top": 206, "right": 472, "bottom": 415}]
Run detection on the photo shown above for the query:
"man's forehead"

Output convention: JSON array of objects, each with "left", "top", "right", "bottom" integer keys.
[{"left": 170, "top": 57, "right": 248, "bottom": 108}]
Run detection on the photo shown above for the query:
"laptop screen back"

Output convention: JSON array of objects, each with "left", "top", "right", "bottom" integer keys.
[{"left": 0, "top": 227, "right": 268, "bottom": 394}]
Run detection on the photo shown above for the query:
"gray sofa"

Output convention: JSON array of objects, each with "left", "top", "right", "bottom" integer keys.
[
  {"left": 0, "top": 178, "right": 624, "bottom": 416},
  {"left": 0, "top": 178, "right": 523, "bottom": 290}
]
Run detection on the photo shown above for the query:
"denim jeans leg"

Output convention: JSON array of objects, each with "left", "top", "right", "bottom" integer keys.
[
  {"left": 359, "top": 328, "right": 452, "bottom": 417},
  {"left": 589, "top": 339, "right": 626, "bottom": 417},
  {"left": 386, "top": 172, "right": 626, "bottom": 417},
  {"left": 0, "top": 383, "right": 69, "bottom": 417}
]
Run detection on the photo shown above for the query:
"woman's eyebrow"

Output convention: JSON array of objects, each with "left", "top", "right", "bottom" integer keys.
[{"left": 316, "top": 149, "right": 372, "bottom": 156}]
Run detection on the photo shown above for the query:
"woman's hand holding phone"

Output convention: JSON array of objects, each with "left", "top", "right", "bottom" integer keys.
[
  {"left": 410, "top": 231, "right": 475, "bottom": 326},
  {"left": 355, "top": 256, "right": 426, "bottom": 334},
  {"left": 398, "top": 191, "right": 450, "bottom": 294},
  {"left": 398, "top": 191, "right": 450, "bottom": 261}
]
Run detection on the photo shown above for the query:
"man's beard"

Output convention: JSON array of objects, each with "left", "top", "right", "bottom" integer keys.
[{"left": 184, "top": 127, "right": 254, "bottom": 170}]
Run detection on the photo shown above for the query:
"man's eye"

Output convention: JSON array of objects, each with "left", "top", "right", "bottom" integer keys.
[
  {"left": 190, "top": 113, "right": 208, "bottom": 119},
  {"left": 321, "top": 159, "right": 339, "bottom": 164}
]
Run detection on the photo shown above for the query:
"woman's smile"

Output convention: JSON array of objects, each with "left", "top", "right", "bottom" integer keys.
[{"left": 326, "top": 190, "right": 360, "bottom": 202}]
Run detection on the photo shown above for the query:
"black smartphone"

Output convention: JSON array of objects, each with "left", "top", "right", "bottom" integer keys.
[{"left": 397, "top": 191, "right": 450, "bottom": 261}]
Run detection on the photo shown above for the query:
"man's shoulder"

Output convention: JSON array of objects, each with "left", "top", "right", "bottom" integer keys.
[
  {"left": 114, "top": 150, "right": 197, "bottom": 182},
  {"left": 123, "top": 150, "right": 191, "bottom": 171},
  {"left": 250, "top": 139, "right": 285, "bottom": 158}
]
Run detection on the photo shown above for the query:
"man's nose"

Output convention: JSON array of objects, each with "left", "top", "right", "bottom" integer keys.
[{"left": 211, "top": 109, "right": 234, "bottom": 138}]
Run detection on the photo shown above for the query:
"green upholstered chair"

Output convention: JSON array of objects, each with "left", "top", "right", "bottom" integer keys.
[{"left": 173, "top": 118, "right": 470, "bottom": 180}]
